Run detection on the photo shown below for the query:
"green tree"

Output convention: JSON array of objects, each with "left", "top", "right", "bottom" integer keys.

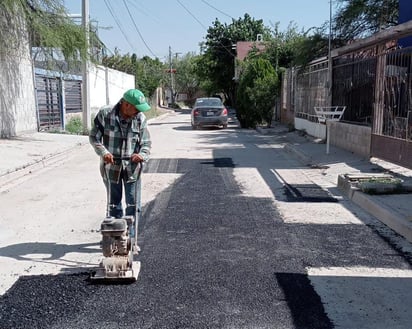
[
  {"left": 173, "top": 52, "right": 201, "bottom": 103},
  {"left": 195, "top": 14, "right": 271, "bottom": 106},
  {"left": 236, "top": 57, "right": 278, "bottom": 128},
  {"left": 333, "top": 0, "right": 398, "bottom": 41},
  {"left": 135, "top": 56, "right": 166, "bottom": 98},
  {"left": 103, "top": 53, "right": 167, "bottom": 98},
  {"left": 1, "top": 0, "right": 87, "bottom": 62}
]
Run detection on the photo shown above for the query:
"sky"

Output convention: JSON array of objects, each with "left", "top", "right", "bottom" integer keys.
[{"left": 63, "top": 0, "right": 333, "bottom": 61}]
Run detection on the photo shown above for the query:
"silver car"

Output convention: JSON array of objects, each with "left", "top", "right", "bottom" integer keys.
[{"left": 191, "top": 97, "right": 228, "bottom": 129}]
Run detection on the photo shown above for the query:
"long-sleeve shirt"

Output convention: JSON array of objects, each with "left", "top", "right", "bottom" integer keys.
[{"left": 89, "top": 103, "right": 151, "bottom": 183}]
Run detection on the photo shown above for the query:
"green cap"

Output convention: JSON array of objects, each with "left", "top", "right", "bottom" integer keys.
[{"left": 123, "top": 89, "right": 151, "bottom": 112}]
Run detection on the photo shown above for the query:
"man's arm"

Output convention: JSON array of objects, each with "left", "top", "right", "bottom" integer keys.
[{"left": 135, "top": 114, "right": 151, "bottom": 162}]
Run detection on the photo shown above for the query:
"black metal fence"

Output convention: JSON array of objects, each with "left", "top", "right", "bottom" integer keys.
[{"left": 292, "top": 46, "right": 412, "bottom": 141}]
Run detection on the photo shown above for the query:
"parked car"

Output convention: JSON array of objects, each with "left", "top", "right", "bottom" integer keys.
[{"left": 191, "top": 97, "right": 228, "bottom": 129}]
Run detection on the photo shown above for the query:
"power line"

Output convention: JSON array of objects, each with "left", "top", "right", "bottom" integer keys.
[
  {"left": 176, "top": 0, "right": 208, "bottom": 30},
  {"left": 175, "top": 0, "right": 235, "bottom": 58},
  {"left": 103, "top": 0, "right": 137, "bottom": 53},
  {"left": 122, "top": 0, "right": 158, "bottom": 58},
  {"left": 200, "top": 0, "right": 234, "bottom": 20},
  {"left": 125, "top": 0, "right": 163, "bottom": 25}
]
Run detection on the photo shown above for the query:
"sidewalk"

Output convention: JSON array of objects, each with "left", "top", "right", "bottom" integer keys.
[
  {"left": 0, "top": 132, "right": 90, "bottom": 190},
  {"left": 1, "top": 124, "right": 412, "bottom": 243},
  {"left": 258, "top": 124, "right": 412, "bottom": 243}
]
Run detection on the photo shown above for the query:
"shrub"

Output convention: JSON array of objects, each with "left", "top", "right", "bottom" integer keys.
[{"left": 65, "top": 116, "right": 83, "bottom": 135}]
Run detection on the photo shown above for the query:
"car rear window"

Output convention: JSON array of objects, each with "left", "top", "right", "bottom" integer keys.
[{"left": 195, "top": 98, "right": 222, "bottom": 107}]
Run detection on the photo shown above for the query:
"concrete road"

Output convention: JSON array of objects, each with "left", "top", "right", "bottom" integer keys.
[{"left": 0, "top": 111, "right": 411, "bottom": 328}]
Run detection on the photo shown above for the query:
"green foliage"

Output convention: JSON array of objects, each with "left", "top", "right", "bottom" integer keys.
[
  {"left": 1, "top": 0, "right": 87, "bottom": 62},
  {"left": 333, "top": 0, "right": 398, "bottom": 41},
  {"left": 65, "top": 116, "right": 83, "bottom": 135},
  {"left": 102, "top": 54, "right": 166, "bottom": 98},
  {"left": 195, "top": 14, "right": 271, "bottom": 105},
  {"left": 262, "top": 22, "right": 317, "bottom": 69},
  {"left": 291, "top": 29, "right": 329, "bottom": 68},
  {"left": 135, "top": 56, "right": 166, "bottom": 98},
  {"left": 173, "top": 52, "right": 201, "bottom": 101},
  {"left": 236, "top": 57, "right": 279, "bottom": 128}
]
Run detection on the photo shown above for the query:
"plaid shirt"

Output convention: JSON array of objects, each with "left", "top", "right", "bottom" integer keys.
[{"left": 89, "top": 103, "right": 151, "bottom": 183}]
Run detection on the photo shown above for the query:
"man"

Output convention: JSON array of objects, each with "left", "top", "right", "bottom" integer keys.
[{"left": 89, "top": 89, "right": 152, "bottom": 219}]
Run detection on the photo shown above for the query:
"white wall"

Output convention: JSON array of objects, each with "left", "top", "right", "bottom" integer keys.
[
  {"left": 294, "top": 118, "right": 372, "bottom": 158},
  {"left": 0, "top": 12, "right": 37, "bottom": 137},
  {"left": 89, "top": 65, "right": 135, "bottom": 114},
  {"left": 294, "top": 117, "right": 326, "bottom": 139}
]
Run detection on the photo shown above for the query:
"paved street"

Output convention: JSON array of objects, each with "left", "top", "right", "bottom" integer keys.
[{"left": 0, "top": 111, "right": 411, "bottom": 328}]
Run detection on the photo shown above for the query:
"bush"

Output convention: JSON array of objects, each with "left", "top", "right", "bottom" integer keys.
[
  {"left": 236, "top": 57, "right": 279, "bottom": 128},
  {"left": 65, "top": 116, "right": 83, "bottom": 135}
]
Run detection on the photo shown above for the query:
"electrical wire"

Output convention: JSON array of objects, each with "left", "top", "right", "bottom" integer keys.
[
  {"left": 122, "top": 0, "right": 158, "bottom": 58},
  {"left": 176, "top": 0, "right": 208, "bottom": 30},
  {"left": 200, "top": 0, "right": 234, "bottom": 20},
  {"left": 124, "top": 0, "right": 163, "bottom": 25},
  {"left": 103, "top": 0, "right": 137, "bottom": 53},
  {"left": 176, "top": 0, "right": 235, "bottom": 57}
]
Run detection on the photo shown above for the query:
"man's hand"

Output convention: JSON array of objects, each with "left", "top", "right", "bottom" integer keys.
[
  {"left": 131, "top": 153, "right": 144, "bottom": 163},
  {"left": 103, "top": 153, "right": 114, "bottom": 164}
]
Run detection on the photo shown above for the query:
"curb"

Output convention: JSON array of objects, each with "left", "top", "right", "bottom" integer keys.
[
  {"left": 285, "top": 142, "right": 412, "bottom": 244},
  {"left": 0, "top": 111, "right": 173, "bottom": 191},
  {"left": 350, "top": 190, "right": 412, "bottom": 242},
  {"left": 0, "top": 143, "right": 88, "bottom": 191},
  {"left": 283, "top": 143, "right": 313, "bottom": 166},
  {"left": 337, "top": 174, "right": 412, "bottom": 243}
]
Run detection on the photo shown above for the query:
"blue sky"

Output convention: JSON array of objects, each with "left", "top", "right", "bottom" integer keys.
[{"left": 64, "top": 0, "right": 333, "bottom": 61}]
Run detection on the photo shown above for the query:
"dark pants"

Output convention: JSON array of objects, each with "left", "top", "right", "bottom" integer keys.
[{"left": 105, "top": 169, "right": 138, "bottom": 219}]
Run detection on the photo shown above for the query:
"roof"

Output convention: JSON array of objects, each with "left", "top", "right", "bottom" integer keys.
[{"left": 236, "top": 41, "right": 266, "bottom": 61}]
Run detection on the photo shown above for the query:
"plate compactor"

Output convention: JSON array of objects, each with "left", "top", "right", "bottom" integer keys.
[{"left": 90, "top": 161, "right": 142, "bottom": 282}]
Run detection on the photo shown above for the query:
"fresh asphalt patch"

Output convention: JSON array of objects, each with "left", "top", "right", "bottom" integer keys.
[
  {"left": 0, "top": 157, "right": 409, "bottom": 328},
  {"left": 283, "top": 183, "right": 338, "bottom": 203}
]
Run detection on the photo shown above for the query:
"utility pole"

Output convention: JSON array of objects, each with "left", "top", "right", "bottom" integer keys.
[
  {"left": 169, "top": 46, "right": 174, "bottom": 105},
  {"left": 82, "top": 0, "right": 91, "bottom": 133},
  {"left": 328, "top": 0, "right": 333, "bottom": 106}
]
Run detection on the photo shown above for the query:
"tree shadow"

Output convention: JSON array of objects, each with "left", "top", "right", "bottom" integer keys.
[
  {"left": 0, "top": 7, "right": 28, "bottom": 138},
  {"left": 0, "top": 241, "right": 100, "bottom": 268}
]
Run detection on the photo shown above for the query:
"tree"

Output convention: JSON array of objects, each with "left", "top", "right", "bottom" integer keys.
[
  {"left": 195, "top": 14, "right": 271, "bottom": 106},
  {"left": 173, "top": 52, "right": 201, "bottom": 103},
  {"left": 102, "top": 53, "right": 166, "bottom": 98},
  {"left": 135, "top": 56, "right": 166, "bottom": 98},
  {"left": 236, "top": 57, "right": 278, "bottom": 128},
  {"left": 333, "top": 0, "right": 398, "bottom": 41},
  {"left": 1, "top": 0, "right": 89, "bottom": 137},
  {"left": 1, "top": 0, "right": 88, "bottom": 63}
]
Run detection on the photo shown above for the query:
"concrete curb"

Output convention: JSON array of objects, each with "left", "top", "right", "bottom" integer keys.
[
  {"left": 0, "top": 112, "right": 173, "bottom": 190},
  {"left": 337, "top": 174, "right": 412, "bottom": 243},
  {"left": 0, "top": 143, "right": 89, "bottom": 191},
  {"left": 350, "top": 190, "right": 412, "bottom": 242},
  {"left": 283, "top": 140, "right": 412, "bottom": 244},
  {"left": 283, "top": 143, "right": 313, "bottom": 165}
]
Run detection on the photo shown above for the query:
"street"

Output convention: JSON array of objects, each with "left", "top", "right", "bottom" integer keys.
[{"left": 0, "top": 111, "right": 412, "bottom": 329}]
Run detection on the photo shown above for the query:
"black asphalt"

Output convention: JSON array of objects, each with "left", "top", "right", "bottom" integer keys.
[{"left": 0, "top": 155, "right": 410, "bottom": 329}]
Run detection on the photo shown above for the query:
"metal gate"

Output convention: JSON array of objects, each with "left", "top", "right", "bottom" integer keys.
[
  {"left": 35, "top": 75, "right": 62, "bottom": 131},
  {"left": 64, "top": 80, "right": 82, "bottom": 113},
  {"left": 370, "top": 48, "right": 412, "bottom": 168}
]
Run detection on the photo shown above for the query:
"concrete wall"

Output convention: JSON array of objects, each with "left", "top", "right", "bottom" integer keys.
[
  {"left": 329, "top": 121, "right": 371, "bottom": 158},
  {"left": 294, "top": 117, "right": 326, "bottom": 139},
  {"left": 0, "top": 11, "right": 37, "bottom": 137},
  {"left": 295, "top": 118, "right": 371, "bottom": 158},
  {"left": 89, "top": 65, "right": 135, "bottom": 114}
]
